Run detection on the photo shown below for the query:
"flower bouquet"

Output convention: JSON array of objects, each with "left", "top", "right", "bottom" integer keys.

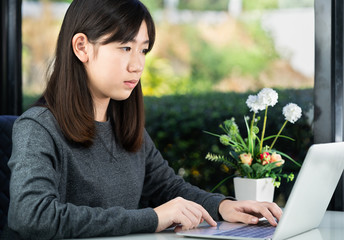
[{"left": 205, "top": 88, "right": 302, "bottom": 192}]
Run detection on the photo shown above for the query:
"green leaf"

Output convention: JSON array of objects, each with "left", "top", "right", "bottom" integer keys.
[
  {"left": 203, "top": 130, "right": 221, "bottom": 138},
  {"left": 264, "top": 134, "right": 295, "bottom": 142},
  {"left": 252, "top": 163, "right": 265, "bottom": 177},
  {"left": 275, "top": 150, "right": 301, "bottom": 167},
  {"left": 241, "top": 163, "right": 253, "bottom": 175},
  {"left": 205, "top": 152, "right": 237, "bottom": 168}
]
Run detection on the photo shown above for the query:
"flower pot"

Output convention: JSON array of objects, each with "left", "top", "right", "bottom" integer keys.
[{"left": 233, "top": 177, "right": 275, "bottom": 202}]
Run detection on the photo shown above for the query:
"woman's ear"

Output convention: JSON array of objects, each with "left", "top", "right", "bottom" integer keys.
[{"left": 72, "top": 33, "right": 90, "bottom": 63}]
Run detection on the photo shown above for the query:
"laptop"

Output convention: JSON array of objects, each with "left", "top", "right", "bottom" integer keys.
[{"left": 177, "top": 142, "right": 344, "bottom": 240}]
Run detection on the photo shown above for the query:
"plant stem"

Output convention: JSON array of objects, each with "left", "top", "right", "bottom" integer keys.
[
  {"left": 250, "top": 112, "right": 255, "bottom": 155},
  {"left": 259, "top": 106, "right": 268, "bottom": 153},
  {"left": 210, "top": 174, "right": 236, "bottom": 193},
  {"left": 270, "top": 120, "right": 288, "bottom": 150}
]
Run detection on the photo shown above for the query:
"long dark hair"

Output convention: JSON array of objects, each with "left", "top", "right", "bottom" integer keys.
[{"left": 40, "top": 0, "right": 155, "bottom": 152}]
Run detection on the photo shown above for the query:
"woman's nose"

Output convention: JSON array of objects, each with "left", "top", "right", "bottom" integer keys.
[{"left": 128, "top": 53, "right": 144, "bottom": 73}]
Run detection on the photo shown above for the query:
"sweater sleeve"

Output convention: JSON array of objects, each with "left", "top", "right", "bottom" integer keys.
[
  {"left": 7, "top": 117, "right": 158, "bottom": 240},
  {"left": 140, "top": 130, "right": 226, "bottom": 221}
]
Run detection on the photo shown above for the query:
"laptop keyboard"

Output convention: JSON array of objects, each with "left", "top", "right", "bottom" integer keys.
[{"left": 214, "top": 220, "right": 275, "bottom": 238}]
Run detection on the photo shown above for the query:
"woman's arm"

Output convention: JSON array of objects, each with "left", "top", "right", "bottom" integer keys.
[
  {"left": 140, "top": 131, "right": 226, "bottom": 222},
  {"left": 8, "top": 116, "right": 158, "bottom": 239}
]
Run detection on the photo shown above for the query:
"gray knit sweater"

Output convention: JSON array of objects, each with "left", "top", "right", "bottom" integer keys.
[{"left": 7, "top": 107, "right": 226, "bottom": 239}]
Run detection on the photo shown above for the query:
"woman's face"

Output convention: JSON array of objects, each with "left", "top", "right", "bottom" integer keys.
[{"left": 85, "top": 21, "right": 149, "bottom": 104}]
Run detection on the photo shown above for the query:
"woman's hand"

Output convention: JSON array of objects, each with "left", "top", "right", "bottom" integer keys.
[
  {"left": 154, "top": 197, "right": 217, "bottom": 232},
  {"left": 219, "top": 200, "right": 283, "bottom": 226}
]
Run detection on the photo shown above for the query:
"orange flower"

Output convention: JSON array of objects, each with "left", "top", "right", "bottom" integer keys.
[
  {"left": 271, "top": 152, "right": 285, "bottom": 167},
  {"left": 240, "top": 153, "right": 253, "bottom": 165}
]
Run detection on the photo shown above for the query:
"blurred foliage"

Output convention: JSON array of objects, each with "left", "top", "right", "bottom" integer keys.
[
  {"left": 142, "top": 56, "right": 191, "bottom": 96},
  {"left": 177, "top": 0, "right": 282, "bottom": 11},
  {"left": 144, "top": 88, "right": 313, "bottom": 204},
  {"left": 24, "top": 0, "right": 73, "bottom": 2},
  {"left": 35, "top": 0, "right": 311, "bottom": 10},
  {"left": 23, "top": 94, "right": 40, "bottom": 111},
  {"left": 189, "top": 20, "right": 278, "bottom": 82},
  {"left": 178, "top": 0, "right": 228, "bottom": 11},
  {"left": 243, "top": 0, "right": 278, "bottom": 10},
  {"left": 278, "top": 0, "right": 313, "bottom": 8},
  {"left": 22, "top": 0, "right": 64, "bottom": 94},
  {"left": 143, "top": 17, "right": 279, "bottom": 95},
  {"left": 140, "top": 0, "right": 164, "bottom": 11},
  {"left": 23, "top": 0, "right": 313, "bottom": 96}
]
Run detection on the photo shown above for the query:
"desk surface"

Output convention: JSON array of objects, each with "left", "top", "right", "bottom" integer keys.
[{"left": 65, "top": 210, "right": 344, "bottom": 240}]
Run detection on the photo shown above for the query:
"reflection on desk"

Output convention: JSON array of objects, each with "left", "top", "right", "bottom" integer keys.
[
  {"left": 286, "top": 229, "right": 322, "bottom": 240},
  {"left": 316, "top": 211, "right": 344, "bottom": 240},
  {"left": 1, "top": 211, "right": 343, "bottom": 240},
  {"left": 63, "top": 211, "right": 343, "bottom": 240}
]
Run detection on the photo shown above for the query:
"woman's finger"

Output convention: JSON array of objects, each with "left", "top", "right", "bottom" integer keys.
[{"left": 183, "top": 199, "right": 217, "bottom": 227}]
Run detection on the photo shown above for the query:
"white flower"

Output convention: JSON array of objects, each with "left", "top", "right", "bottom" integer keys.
[
  {"left": 283, "top": 103, "right": 302, "bottom": 123},
  {"left": 257, "top": 88, "right": 278, "bottom": 107},
  {"left": 246, "top": 95, "right": 265, "bottom": 113}
]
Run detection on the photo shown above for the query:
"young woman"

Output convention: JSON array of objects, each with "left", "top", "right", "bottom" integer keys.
[{"left": 8, "top": 0, "right": 282, "bottom": 239}]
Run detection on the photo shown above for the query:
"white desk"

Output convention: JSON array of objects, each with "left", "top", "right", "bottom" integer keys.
[{"left": 67, "top": 211, "right": 344, "bottom": 240}]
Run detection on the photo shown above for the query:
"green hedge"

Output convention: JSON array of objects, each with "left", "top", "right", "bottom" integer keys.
[{"left": 144, "top": 89, "right": 314, "bottom": 203}]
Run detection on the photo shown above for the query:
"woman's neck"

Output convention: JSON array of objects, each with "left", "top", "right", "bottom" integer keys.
[{"left": 93, "top": 98, "right": 110, "bottom": 122}]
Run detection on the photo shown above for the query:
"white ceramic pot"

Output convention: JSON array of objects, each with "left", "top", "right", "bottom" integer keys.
[{"left": 233, "top": 177, "right": 275, "bottom": 202}]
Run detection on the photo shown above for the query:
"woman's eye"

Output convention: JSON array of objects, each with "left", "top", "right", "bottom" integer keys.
[
  {"left": 141, "top": 49, "right": 149, "bottom": 55},
  {"left": 121, "top": 47, "right": 131, "bottom": 52}
]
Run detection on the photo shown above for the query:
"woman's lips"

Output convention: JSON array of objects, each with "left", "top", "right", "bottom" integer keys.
[{"left": 124, "top": 80, "right": 138, "bottom": 88}]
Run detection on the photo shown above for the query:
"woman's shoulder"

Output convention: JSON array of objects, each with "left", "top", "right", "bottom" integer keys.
[
  {"left": 15, "top": 106, "right": 58, "bottom": 130},
  {"left": 18, "top": 106, "right": 53, "bottom": 121},
  {"left": 12, "top": 107, "right": 67, "bottom": 147}
]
